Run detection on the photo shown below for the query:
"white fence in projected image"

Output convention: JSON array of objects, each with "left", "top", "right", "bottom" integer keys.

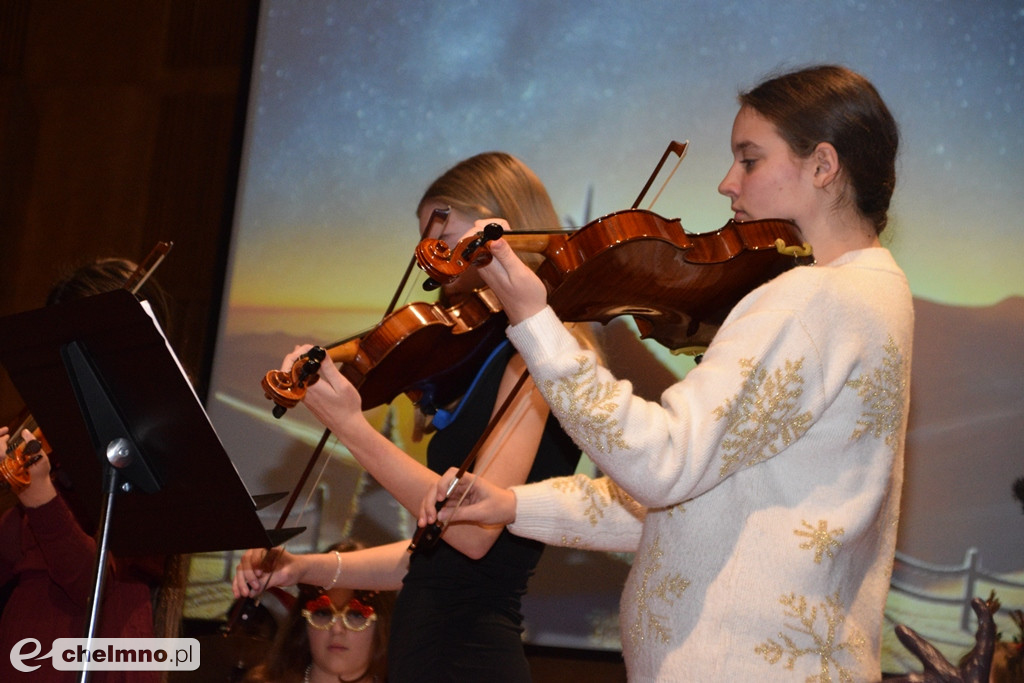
[{"left": 884, "top": 546, "right": 1023, "bottom": 665}]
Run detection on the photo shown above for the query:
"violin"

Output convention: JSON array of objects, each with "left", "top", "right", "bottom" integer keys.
[
  {"left": 262, "top": 287, "right": 508, "bottom": 417},
  {"left": 1, "top": 423, "right": 47, "bottom": 494},
  {"left": 415, "top": 209, "right": 813, "bottom": 353}
]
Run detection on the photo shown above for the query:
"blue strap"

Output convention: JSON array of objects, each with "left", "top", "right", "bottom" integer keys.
[{"left": 431, "top": 340, "right": 511, "bottom": 430}]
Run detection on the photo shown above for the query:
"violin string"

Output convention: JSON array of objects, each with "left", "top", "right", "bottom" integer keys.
[
  {"left": 294, "top": 439, "right": 335, "bottom": 528},
  {"left": 249, "top": 434, "right": 338, "bottom": 605}
]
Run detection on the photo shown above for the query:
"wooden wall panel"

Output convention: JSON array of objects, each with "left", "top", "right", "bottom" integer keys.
[{"left": 0, "top": 0, "right": 258, "bottom": 425}]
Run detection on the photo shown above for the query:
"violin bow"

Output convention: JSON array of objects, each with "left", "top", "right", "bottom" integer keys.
[
  {"left": 123, "top": 241, "right": 173, "bottom": 295},
  {"left": 408, "top": 368, "right": 533, "bottom": 553},
  {"left": 632, "top": 140, "right": 689, "bottom": 211},
  {"left": 223, "top": 425, "right": 335, "bottom": 633},
  {"left": 386, "top": 206, "right": 451, "bottom": 314}
]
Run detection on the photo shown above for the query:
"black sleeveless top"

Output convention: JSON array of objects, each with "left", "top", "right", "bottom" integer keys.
[{"left": 387, "top": 342, "right": 580, "bottom": 682}]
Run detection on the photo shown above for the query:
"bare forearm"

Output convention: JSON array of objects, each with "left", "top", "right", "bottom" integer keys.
[
  {"left": 331, "top": 541, "right": 409, "bottom": 591},
  {"left": 289, "top": 542, "right": 409, "bottom": 592},
  {"left": 235, "top": 541, "right": 409, "bottom": 597},
  {"left": 334, "top": 417, "right": 439, "bottom": 513}
]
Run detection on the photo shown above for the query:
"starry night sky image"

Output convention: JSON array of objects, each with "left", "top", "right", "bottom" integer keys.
[{"left": 201, "top": 2, "right": 1024, "bottom": 670}]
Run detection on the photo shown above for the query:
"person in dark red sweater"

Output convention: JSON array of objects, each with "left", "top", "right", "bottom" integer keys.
[
  {"left": 0, "top": 427, "right": 163, "bottom": 682},
  {"left": 0, "top": 257, "right": 183, "bottom": 682}
]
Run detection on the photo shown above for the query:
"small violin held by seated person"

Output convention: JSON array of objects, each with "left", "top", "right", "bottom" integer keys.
[
  {"left": 0, "top": 442, "right": 43, "bottom": 495},
  {"left": 0, "top": 424, "right": 49, "bottom": 494},
  {"left": 262, "top": 287, "right": 508, "bottom": 418},
  {"left": 416, "top": 209, "right": 813, "bottom": 354}
]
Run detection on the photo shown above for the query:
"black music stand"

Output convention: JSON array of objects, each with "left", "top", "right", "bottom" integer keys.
[{"left": 0, "top": 289, "right": 300, "bottom": 679}]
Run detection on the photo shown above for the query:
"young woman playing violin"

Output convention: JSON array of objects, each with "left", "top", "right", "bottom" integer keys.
[
  {"left": 235, "top": 152, "right": 587, "bottom": 682},
  {"left": 420, "top": 65, "right": 914, "bottom": 681}
]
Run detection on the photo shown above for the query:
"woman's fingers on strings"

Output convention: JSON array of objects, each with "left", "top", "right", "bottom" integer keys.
[
  {"left": 232, "top": 559, "right": 253, "bottom": 597},
  {"left": 477, "top": 239, "right": 511, "bottom": 280},
  {"left": 314, "top": 353, "right": 346, "bottom": 391},
  {"left": 279, "top": 343, "right": 314, "bottom": 372}
]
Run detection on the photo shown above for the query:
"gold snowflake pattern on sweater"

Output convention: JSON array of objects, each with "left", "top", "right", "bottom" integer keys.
[
  {"left": 755, "top": 590, "right": 866, "bottom": 682},
  {"left": 713, "top": 357, "right": 813, "bottom": 477},
  {"left": 541, "top": 356, "right": 628, "bottom": 454},
  {"left": 846, "top": 337, "right": 909, "bottom": 453},
  {"left": 550, "top": 475, "right": 631, "bottom": 527},
  {"left": 627, "top": 535, "right": 690, "bottom": 646},
  {"left": 795, "top": 519, "right": 845, "bottom": 564}
]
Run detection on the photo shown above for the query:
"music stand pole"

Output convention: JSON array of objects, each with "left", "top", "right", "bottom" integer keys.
[{"left": 0, "top": 290, "right": 304, "bottom": 682}]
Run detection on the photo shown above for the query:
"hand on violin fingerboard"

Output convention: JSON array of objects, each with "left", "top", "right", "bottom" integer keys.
[
  {"left": 0, "top": 428, "right": 57, "bottom": 508},
  {"left": 466, "top": 220, "right": 549, "bottom": 325}
]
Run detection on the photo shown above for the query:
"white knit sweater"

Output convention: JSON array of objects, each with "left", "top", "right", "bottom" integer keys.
[{"left": 506, "top": 247, "right": 913, "bottom": 681}]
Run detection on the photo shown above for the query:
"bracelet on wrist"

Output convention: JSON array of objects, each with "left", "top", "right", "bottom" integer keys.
[{"left": 322, "top": 550, "right": 342, "bottom": 590}]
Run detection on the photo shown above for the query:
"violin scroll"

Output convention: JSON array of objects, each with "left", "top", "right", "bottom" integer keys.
[
  {"left": 1, "top": 437, "right": 44, "bottom": 494},
  {"left": 417, "top": 222, "right": 505, "bottom": 291},
  {"left": 262, "top": 346, "right": 328, "bottom": 419}
]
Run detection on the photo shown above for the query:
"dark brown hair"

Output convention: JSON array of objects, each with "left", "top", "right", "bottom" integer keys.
[
  {"left": 740, "top": 65, "right": 899, "bottom": 234},
  {"left": 244, "top": 541, "right": 397, "bottom": 683},
  {"left": 46, "top": 257, "right": 173, "bottom": 332}
]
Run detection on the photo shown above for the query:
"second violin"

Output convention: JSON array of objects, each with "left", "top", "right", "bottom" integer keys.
[
  {"left": 1, "top": 435, "right": 44, "bottom": 495},
  {"left": 262, "top": 287, "right": 507, "bottom": 417},
  {"left": 416, "top": 209, "right": 813, "bottom": 354}
]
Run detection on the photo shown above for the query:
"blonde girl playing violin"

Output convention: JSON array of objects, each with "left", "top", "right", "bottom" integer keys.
[{"left": 236, "top": 152, "right": 589, "bottom": 682}]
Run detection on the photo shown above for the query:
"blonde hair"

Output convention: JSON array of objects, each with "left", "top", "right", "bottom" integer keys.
[
  {"left": 418, "top": 152, "right": 560, "bottom": 233},
  {"left": 419, "top": 151, "right": 602, "bottom": 359}
]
